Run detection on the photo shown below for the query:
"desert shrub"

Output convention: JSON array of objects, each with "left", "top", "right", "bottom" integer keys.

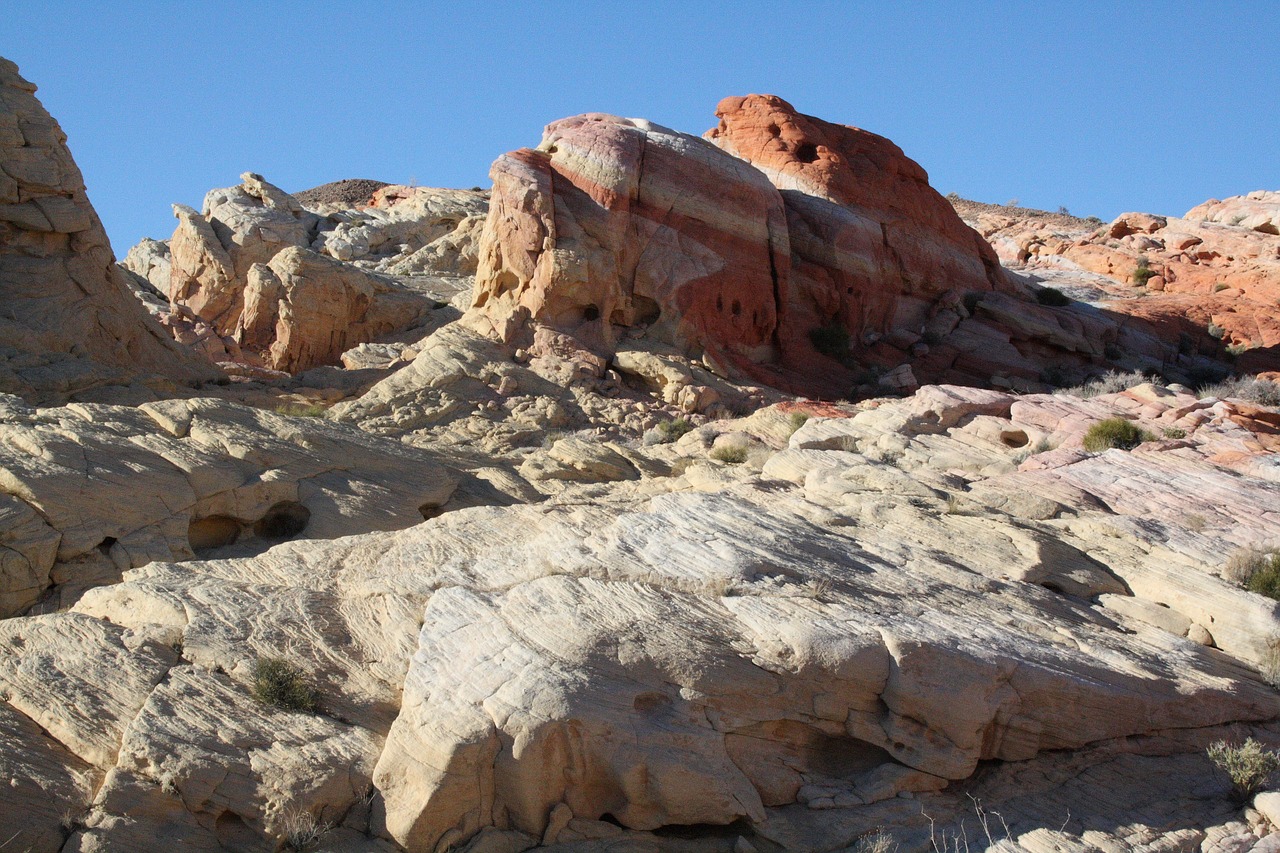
[
  {"left": 854, "top": 829, "right": 897, "bottom": 853},
  {"left": 1262, "top": 638, "right": 1280, "bottom": 690},
  {"left": 809, "top": 323, "right": 850, "bottom": 359},
  {"left": 1082, "top": 418, "right": 1153, "bottom": 452},
  {"left": 1061, "top": 369, "right": 1150, "bottom": 398},
  {"left": 1214, "top": 283, "right": 1229, "bottom": 292},
  {"left": 281, "top": 809, "right": 332, "bottom": 852},
  {"left": 788, "top": 412, "right": 810, "bottom": 433},
  {"left": 1208, "top": 322, "right": 1225, "bottom": 340},
  {"left": 1199, "top": 377, "right": 1280, "bottom": 407},
  {"left": 251, "top": 658, "right": 317, "bottom": 713},
  {"left": 710, "top": 446, "right": 748, "bottom": 464},
  {"left": 1162, "top": 427, "right": 1187, "bottom": 439},
  {"left": 1247, "top": 554, "right": 1280, "bottom": 600},
  {"left": 1223, "top": 548, "right": 1271, "bottom": 585},
  {"left": 1207, "top": 738, "right": 1280, "bottom": 800},
  {"left": 1226, "top": 343, "right": 1250, "bottom": 357},
  {"left": 1035, "top": 287, "right": 1070, "bottom": 307},
  {"left": 275, "top": 403, "right": 327, "bottom": 418},
  {"left": 1132, "top": 257, "right": 1154, "bottom": 286},
  {"left": 656, "top": 417, "right": 693, "bottom": 443},
  {"left": 1085, "top": 215, "right": 1104, "bottom": 225}
]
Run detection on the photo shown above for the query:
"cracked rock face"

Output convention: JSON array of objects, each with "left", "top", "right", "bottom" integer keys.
[
  {"left": 0, "top": 58, "right": 214, "bottom": 404},
  {"left": 0, "top": 394, "right": 456, "bottom": 616},
  {"left": 3, "top": 382, "right": 1278, "bottom": 852}
]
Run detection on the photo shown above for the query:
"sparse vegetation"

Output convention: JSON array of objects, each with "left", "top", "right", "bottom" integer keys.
[
  {"left": 1132, "top": 256, "right": 1154, "bottom": 286},
  {"left": 1223, "top": 547, "right": 1269, "bottom": 585},
  {"left": 854, "top": 829, "right": 898, "bottom": 853},
  {"left": 1061, "top": 369, "right": 1150, "bottom": 398},
  {"left": 1214, "top": 283, "right": 1229, "bottom": 292},
  {"left": 1262, "top": 638, "right": 1280, "bottom": 690},
  {"left": 788, "top": 412, "right": 810, "bottom": 434},
  {"left": 1082, "top": 418, "right": 1154, "bottom": 452},
  {"left": 1034, "top": 286, "right": 1070, "bottom": 307},
  {"left": 1206, "top": 738, "right": 1280, "bottom": 800},
  {"left": 1226, "top": 343, "right": 1250, "bottom": 357},
  {"left": 1247, "top": 554, "right": 1280, "bottom": 601},
  {"left": 281, "top": 809, "right": 332, "bottom": 852},
  {"left": 251, "top": 658, "right": 317, "bottom": 713},
  {"left": 1199, "top": 377, "right": 1280, "bottom": 407},
  {"left": 1162, "top": 427, "right": 1187, "bottom": 439},
  {"left": 710, "top": 446, "right": 748, "bottom": 464},
  {"left": 274, "top": 402, "right": 327, "bottom": 418},
  {"left": 1207, "top": 322, "right": 1225, "bottom": 340},
  {"left": 656, "top": 417, "right": 694, "bottom": 444},
  {"left": 809, "top": 323, "right": 851, "bottom": 359}
]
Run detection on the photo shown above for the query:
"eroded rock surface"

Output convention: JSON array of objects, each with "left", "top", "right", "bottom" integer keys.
[{"left": 0, "top": 58, "right": 214, "bottom": 404}]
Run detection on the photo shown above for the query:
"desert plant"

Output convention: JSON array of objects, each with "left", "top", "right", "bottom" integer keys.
[
  {"left": 275, "top": 402, "right": 327, "bottom": 418},
  {"left": 1262, "top": 638, "right": 1280, "bottom": 690},
  {"left": 1162, "top": 427, "right": 1187, "bottom": 439},
  {"left": 1208, "top": 322, "right": 1225, "bottom": 340},
  {"left": 655, "top": 417, "right": 694, "bottom": 444},
  {"left": 1061, "top": 369, "right": 1150, "bottom": 398},
  {"left": 710, "top": 446, "right": 748, "bottom": 464},
  {"left": 1226, "top": 343, "right": 1250, "bottom": 357},
  {"left": 1035, "top": 286, "right": 1070, "bottom": 307},
  {"left": 1214, "top": 283, "right": 1229, "bottom": 292},
  {"left": 251, "top": 658, "right": 317, "bottom": 713},
  {"left": 1132, "top": 256, "right": 1154, "bottom": 286},
  {"left": 1207, "top": 738, "right": 1280, "bottom": 800},
  {"left": 1198, "top": 377, "right": 1280, "bottom": 407},
  {"left": 854, "top": 829, "right": 898, "bottom": 853},
  {"left": 1081, "top": 418, "right": 1153, "bottom": 452},
  {"left": 281, "top": 809, "right": 332, "bottom": 852},
  {"left": 809, "top": 323, "right": 850, "bottom": 359},
  {"left": 788, "top": 412, "right": 810, "bottom": 433},
  {"left": 1223, "top": 548, "right": 1269, "bottom": 585},
  {"left": 1247, "top": 553, "right": 1280, "bottom": 600}
]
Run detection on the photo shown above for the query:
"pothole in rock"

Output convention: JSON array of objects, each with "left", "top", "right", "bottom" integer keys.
[{"left": 189, "top": 501, "right": 312, "bottom": 559}]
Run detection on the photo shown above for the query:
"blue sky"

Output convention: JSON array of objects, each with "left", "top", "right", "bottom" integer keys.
[{"left": 4, "top": 2, "right": 1277, "bottom": 256}]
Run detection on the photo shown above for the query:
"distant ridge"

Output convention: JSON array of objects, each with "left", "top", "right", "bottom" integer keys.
[{"left": 293, "top": 178, "right": 389, "bottom": 208}]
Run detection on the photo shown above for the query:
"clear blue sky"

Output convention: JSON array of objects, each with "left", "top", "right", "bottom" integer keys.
[{"left": 4, "top": 2, "right": 1277, "bottom": 256}]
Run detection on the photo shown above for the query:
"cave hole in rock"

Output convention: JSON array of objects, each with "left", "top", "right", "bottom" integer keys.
[
  {"left": 654, "top": 817, "right": 755, "bottom": 840},
  {"left": 1000, "top": 430, "right": 1030, "bottom": 448},
  {"left": 1040, "top": 581, "right": 1065, "bottom": 595},
  {"left": 597, "top": 814, "right": 625, "bottom": 828},
  {"left": 188, "top": 516, "right": 240, "bottom": 552},
  {"left": 253, "top": 502, "right": 311, "bottom": 540},
  {"left": 581, "top": 304, "right": 600, "bottom": 322},
  {"left": 96, "top": 536, "right": 117, "bottom": 556},
  {"left": 633, "top": 294, "right": 661, "bottom": 325},
  {"left": 731, "top": 299, "right": 742, "bottom": 317},
  {"left": 794, "top": 142, "right": 820, "bottom": 163},
  {"left": 419, "top": 502, "right": 443, "bottom": 521},
  {"left": 213, "top": 810, "right": 258, "bottom": 851},
  {"left": 766, "top": 123, "right": 781, "bottom": 136}
]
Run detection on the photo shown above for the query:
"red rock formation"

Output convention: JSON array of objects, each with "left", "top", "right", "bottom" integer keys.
[
  {"left": 466, "top": 114, "right": 791, "bottom": 378},
  {"left": 705, "top": 94, "right": 1009, "bottom": 366},
  {"left": 468, "top": 100, "right": 1038, "bottom": 398}
]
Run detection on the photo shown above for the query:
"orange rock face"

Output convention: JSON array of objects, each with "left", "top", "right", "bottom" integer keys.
[
  {"left": 468, "top": 98, "right": 1061, "bottom": 398},
  {"left": 467, "top": 114, "right": 791, "bottom": 381}
]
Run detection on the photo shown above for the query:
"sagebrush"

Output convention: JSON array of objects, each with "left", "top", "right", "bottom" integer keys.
[
  {"left": 1206, "top": 738, "right": 1280, "bottom": 800},
  {"left": 1082, "top": 418, "right": 1153, "bottom": 452}
]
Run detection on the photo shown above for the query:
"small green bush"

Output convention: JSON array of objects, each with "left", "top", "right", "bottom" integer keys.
[
  {"left": 809, "top": 323, "right": 850, "bottom": 359},
  {"left": 1162, "top": 427, "right": 1187, "bottom": 439},
  {"left": 1199, "top": 377, "right": 1280, "bottom": 407},
  {"left": 251, "top": 658, "right": 317, "bottom": 713},
  {"left": 1035, "top": 287, "right": 1070, "bottom": 307},
  {"left": 1207, "top": 738, "right": 1280, "bottom": 800},
  {"left": 1132, "top": 257, "right": 1154, "bottom": 287},
  {"left": 1082, "top": 418, "right": 1153, "bottom": 452},
  {"left": 656, "top": 417, "right": 694, "bottom": 443},
  {"left": 1208, "top": 322, "right": 1225, "bottom": 340},
  {"left": 710, "top": 446, "right": 748, "bottom": 464},
  {"left": 1214, "top": 283, "right": 1229, "bottom": 292},
  {"left": 788, "top": 412, "right": 810, "bottom": 433},
  {"left": 1247, "top": 554, "right": 1280, "bottom": 600},
  {"left": 275, "top": 403, "right": 327, "bottom": 418}
]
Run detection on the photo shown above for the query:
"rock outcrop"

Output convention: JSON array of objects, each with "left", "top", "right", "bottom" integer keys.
[
  {"left": 465, "top": 97, "right": 1152, "bottom": 399},
  {"left": 4, "top": 381, "right": 1279, "bottom": 852},
  {"left": 162, "top": 174, "right": 484, "bottom": 373},
  {"left": 959, "top": 190, "right": 1280, "bottom": 372},
  {"left": 0, "top": 58, "right": 214, "bottom": 403},
  {"left": 0, "top": 394, "right": 455, "bottom": 616}
]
